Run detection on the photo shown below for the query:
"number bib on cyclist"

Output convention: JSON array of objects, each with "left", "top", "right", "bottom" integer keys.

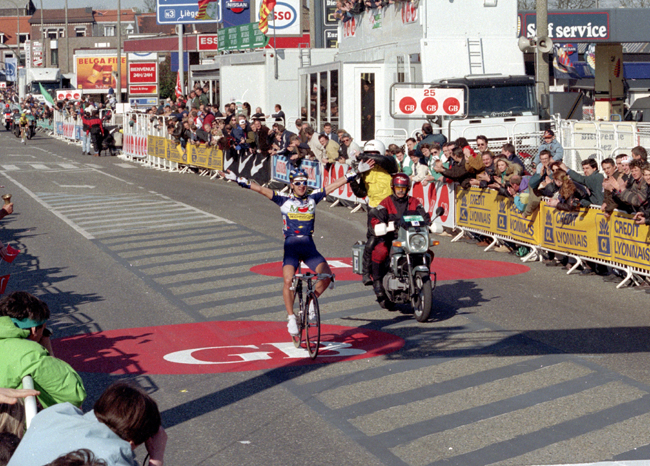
[{"left": 272, "top": 190, "right": 326, "bottom": 237}]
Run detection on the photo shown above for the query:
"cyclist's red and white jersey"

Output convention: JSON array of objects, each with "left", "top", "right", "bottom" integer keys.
[{"left": 271, "top": 190, "right": 326, "bottom": 237}]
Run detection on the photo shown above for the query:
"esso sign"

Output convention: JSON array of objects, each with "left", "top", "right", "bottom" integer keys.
[
  {"left": 402, "top": 2, "right": 418, "bottom": 23},
  {"left": 56, "top": 90, "right": 82, "bottom": 101},
  {"left": 198, "top": 34, "right": 220, "bottom": 51},
  {"left": 270, "top": 1, "right": 297, "bottom": 30},
  {"left": 393, "top": 87, "right": 465, "bottom": 118}
]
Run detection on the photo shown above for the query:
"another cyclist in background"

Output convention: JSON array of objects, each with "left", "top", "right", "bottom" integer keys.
[
  {"left": 218, "top": 164, "right": 373, "bottom": 336},
  {"left": 18, "top": 112, "right": 29, "bottom": 144}
]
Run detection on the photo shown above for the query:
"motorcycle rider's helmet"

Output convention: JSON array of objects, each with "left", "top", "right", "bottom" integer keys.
[
  {"left": 391, "top": 173, "right": 411, "bottom": 193},
  {"left": 289, "top": 168, "right": 308, "bottom": 183},
  {"left": 363, "top": 139, "right": 386, "bottom": 156}
]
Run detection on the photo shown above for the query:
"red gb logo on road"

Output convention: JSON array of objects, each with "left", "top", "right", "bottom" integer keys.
[{"left": 399, "top": 96, "right": 417, "bottom": 114}]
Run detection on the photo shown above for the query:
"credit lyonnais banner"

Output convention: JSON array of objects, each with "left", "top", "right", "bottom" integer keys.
[
  {"left": 146, "top": 136, "right": 223, "bottom": 170},
  {"left": 610, "top": 212, "right": 650, "bottom": 272},
  {"left": 456, "top": 187, "right": 540, "bottom": 244}
]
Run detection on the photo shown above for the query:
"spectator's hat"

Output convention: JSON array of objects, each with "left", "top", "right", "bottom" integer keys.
[{"left": 622, "top": 155, "right": 633, "bottom": 164}]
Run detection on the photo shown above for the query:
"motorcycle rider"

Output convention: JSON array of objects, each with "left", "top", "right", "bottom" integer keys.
[
  {"left": 349, "top": 139, "right": 398, "bottom": 286},
  {"left": 370, "top": 173, "right": 430, "bottom": 307}
]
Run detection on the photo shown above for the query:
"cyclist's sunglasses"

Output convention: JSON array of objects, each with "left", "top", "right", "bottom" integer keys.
[{"left": 292, "top": 179, "right": 308, "bottom": 186}]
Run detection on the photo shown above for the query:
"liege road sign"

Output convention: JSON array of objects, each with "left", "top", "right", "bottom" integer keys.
[{"left": 157, "top": 0, "right": 222, "bottom": 24}]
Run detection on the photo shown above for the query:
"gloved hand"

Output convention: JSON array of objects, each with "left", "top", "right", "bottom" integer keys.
[
  {"left": 357, "top": 160, "right": 372, "bottom": 173},
  {"left": 237, "top": 177, "right": 251, "bottom": 189},
  {"left": 345, "top": 169, "right": 359, "bottom": 182},
  {"left": 223, "top": 170, "right": 238, "bottom": 181}
]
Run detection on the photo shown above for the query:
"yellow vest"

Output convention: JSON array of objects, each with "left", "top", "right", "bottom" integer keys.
[{"left": 365, "top": 167, "right": 393, "bottom": 207}]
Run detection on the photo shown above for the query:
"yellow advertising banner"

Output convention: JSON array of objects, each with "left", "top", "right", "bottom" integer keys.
[
  {"left": 456, "top": 187, "right": 540, "bottom": 244},
  {"left": 456, "top": 188, "right": 498, "bottom": 232},
  {"left": 610, "top": 212, "right": 650, "bottom": 272},
  {"left": 155, "top": 139, "right": 223, "bottom": 170},
  {"left": 455, "top": 186, "right": 650, "bottom": 272},
  {"left": 75, "top": 56, "right": 127, "bottom": 91}
]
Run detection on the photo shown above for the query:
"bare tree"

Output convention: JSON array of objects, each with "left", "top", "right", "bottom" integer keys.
[
  {"left": 142, "top": 0, "right": 156, "bottom": 13},
  {"left": 618, "top": 0, "right": 650, "bottom": 6},
  {"left": 518, "top": 0, "right": 535, "bottom": 9}
]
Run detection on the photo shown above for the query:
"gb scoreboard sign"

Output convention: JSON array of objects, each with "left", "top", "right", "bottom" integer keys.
[{"left": 390, "top": 83, "right": 466, "bottom": 119}]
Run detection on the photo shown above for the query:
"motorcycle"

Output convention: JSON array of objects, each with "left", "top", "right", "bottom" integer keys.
[
  {"left": 3, "top": 113, "right": 11, "bottom": 131},
  {"left": 354, "top": 206, "right": 444, "bottom": 322}
]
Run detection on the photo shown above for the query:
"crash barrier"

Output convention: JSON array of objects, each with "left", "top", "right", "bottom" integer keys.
[
  {"left": 52, "top": 110, "right": 116, "bottom": 144},
  {"left": 455, "top": 186, "right": 650, "bottom": 287},
  {"left": 36, "top": 118, "right": 53, "bottom": 131}
]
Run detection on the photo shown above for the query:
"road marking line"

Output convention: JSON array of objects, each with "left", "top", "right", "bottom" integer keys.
[
  {"left": 85, "top": 164, "right": 102, "bottom": 168},
  {"left": 0, "top": 171, "right": 95, "bottom": 240},
  {"left": 29, "top": 164, "right": 51, "bottom": 170},
  {"left": 0, "top": 165, "right": 19, "bottom": 171},
  {"left": 58, "top": 163, "right": 78, "bottom": 169},
  {"left": 114, "top": 163, "right": 136, "bottom": 168}
]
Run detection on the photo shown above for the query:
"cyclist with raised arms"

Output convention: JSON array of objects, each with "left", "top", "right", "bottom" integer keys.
[{"left": 219, "top": 163, "right": 372, "bottom": 336}]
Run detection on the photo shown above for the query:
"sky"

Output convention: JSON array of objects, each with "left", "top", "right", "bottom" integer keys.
[{"left": 37, "top": 0, "right": 147, "bottom": 10}]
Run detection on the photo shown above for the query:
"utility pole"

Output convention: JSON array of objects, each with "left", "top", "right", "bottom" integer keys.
[
  {"left": 64, "top": 0, "right": 69, "bottom": 72},
  {"left": 536, "top": 0, "right": 549, "bottom": 118},
  {"left": 117, "top": 0, "right": 122, "bottom": 103},
  {"left": 178, "top": 24, "right": 184, "bottom": 96}
]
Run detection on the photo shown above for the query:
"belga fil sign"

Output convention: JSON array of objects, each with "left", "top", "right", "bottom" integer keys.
[{"left": 255, "top": 0, "right": 301, "bottom": 36}]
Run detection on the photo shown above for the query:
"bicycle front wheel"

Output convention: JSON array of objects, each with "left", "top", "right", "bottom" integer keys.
[
  {"left": 305, "top": 293, "right": 321, "bottom": 359},
  {"left": 292, "top": 284, "right": 304, "bottom": 348}
]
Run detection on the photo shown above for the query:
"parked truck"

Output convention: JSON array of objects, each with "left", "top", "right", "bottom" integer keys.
[{"left": 18, "top": 68, "right": 63, "bottom": 102}]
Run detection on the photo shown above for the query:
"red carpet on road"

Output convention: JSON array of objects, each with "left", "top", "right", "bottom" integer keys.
[
  {"left": 250, "top": 257, "right": 530, "bottom": 282},
  {"left": 54, "top": 321, "right": 405, "bottom": 375}
]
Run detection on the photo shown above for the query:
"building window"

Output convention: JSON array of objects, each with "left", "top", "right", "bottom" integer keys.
[
  {"left": 104, "top": 26, "right": 115, "bottom": 37},
  {"left": 19, "top": 33, "right": 29, "bottom": 44},
  {"left": 0, "top": 34, "right": 4, "bottom": 44},
  {"left": 51, "top": 49, "right": 58, "bottom": 66},
  {"left": 75, "top": 27, "right": 86, "bottom": 37}
]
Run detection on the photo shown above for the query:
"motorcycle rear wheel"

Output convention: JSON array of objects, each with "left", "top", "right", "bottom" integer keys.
[{"left": 412, "top": 274, "right": 433, "bottom": 322}]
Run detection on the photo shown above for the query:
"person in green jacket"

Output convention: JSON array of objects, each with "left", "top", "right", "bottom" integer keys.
[{"left": 0, "top": 291, "right": 86, "bottom": 409}]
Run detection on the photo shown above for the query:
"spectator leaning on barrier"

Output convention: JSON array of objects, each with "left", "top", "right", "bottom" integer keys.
[
  {"left": 470, "top": 151, "right": 497, "bottom": 189},
  {"left": 533, "top": 129, "right": 564, "bottom": 166},
  {"left": 323, "top": 122, "right": 338, "bottom": 142},
  {"left": 600, "top": 157, "right": 623, "bottom": 218},
  {"left": 8, "top": 382, "right": 166, "bottom": 466},
  {"left": 605, "top": 159, "right": 648, "bottom": 213},
  {"left": 491, "top": 157, "right": 522, "bottom": 189},
  {"left": 318, "top": 133, "right": 340, "bottom": 166},
  {"left": 0, "top": 292, "right": 86, "bottom": 409},
  {"left": 560, "top": 159, "right": 604, "bottom": 208},
  {"left": 633, "top": 165, "right": 650, "bottom": 225},
  {"left": 546, "top": 170, "right": 589, "bottom": 212},
  {"left": 433, "top": 147, "right": 473, "bottom": 189}
]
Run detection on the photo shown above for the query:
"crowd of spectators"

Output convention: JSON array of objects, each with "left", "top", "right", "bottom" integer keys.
[
  {"left": 334, "top": 0, "right": 413, "bottom": 22},
  {"left": 0, "top": 292, "right": 166, "bottom": 466}
]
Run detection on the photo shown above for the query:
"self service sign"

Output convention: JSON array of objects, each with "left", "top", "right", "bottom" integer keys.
[{"left": 392, "top": 86, "right": 465, "bottom": 119}]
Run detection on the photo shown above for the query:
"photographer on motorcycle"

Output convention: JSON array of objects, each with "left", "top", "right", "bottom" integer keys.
[{"left": 370, "top": 173, "right": 430, "bottom": 307}]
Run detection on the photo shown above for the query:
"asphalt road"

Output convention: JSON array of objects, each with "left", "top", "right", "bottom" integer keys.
[{"left": 3, "top": 129, "right": 650, "bottom": 466}]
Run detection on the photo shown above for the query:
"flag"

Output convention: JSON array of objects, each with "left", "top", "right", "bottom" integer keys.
[
  {"left": 197, "top": 0, "right": 218, "bottom": 20},
  {"left": 0, "top": 245, "right": 19, "bottom": 264},
  {"left": 258, "top": 0, "right": 277, "bottom": 34},
  {"left": 175, "top": 71, "right": 183, "bottom": 99},
  {"left": 39, "top": 82, "right": 55, "bottom": 109}
]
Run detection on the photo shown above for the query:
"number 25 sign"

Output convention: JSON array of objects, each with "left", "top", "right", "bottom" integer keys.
[{"left": 392, "top": 86, "right": 465, "bottom": 118}]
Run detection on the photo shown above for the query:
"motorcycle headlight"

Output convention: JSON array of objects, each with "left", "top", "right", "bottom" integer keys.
[{"left": 409, "top": 234, "right": 427, "bottom": 252}]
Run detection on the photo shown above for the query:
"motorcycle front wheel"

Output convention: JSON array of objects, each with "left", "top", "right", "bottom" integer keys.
[{"left": 412, "top": 273, "right": 433, "bottom": 322}]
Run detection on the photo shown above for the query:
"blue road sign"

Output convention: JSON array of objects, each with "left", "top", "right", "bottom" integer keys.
[
  {"left": 157, "top": 0, "right": 222, "bottom": 24},
  {"left": 4, "top": 58, "right": 17, "bottom": 82},
  {"left": 129, "top": 97, "right": 159, "bottom": 107}
]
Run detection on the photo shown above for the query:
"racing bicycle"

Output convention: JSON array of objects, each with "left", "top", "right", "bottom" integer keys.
[{"left": 290, "top": 270, "right": 334, "bottom": 359}]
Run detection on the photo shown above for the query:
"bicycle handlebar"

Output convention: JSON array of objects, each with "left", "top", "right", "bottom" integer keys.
[{"left": 293, "top": 272, "right": 335, "bottom": 281}]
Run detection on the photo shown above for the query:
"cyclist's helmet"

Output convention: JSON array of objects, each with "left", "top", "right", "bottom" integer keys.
[
  {"left": 289, "top": 168, "right": 308, "bottom": 182},
  {"left": 391, "top": 173, "right": 411, "bottom": 192},
  {"left": 363, "top": 139, "right": 386, "bottom": 155}
]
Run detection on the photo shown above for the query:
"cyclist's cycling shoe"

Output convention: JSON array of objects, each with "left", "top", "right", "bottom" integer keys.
[
  {"left": 287, "top": 315, "right": 298, "bottom": 335},
  {"left": 308, "top": 301, "right": 316, "bottom": 321}
]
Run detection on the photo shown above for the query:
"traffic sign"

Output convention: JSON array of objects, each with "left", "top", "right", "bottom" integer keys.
[
  {"left": 391, "top": 84, "right": 466, "bottom": 119},
  {"left": 129, "top": 97, "right": 159, "bottom": 107},
  {"left": 156, "top": 0, "right": 222, "bottom": 24},
  {"left": 128, "top": 62, "right": 157, "bottom": 84}
]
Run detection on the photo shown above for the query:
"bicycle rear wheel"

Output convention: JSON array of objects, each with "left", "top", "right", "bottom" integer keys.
[
  {"left": 304, "top": 293, "right": 321, "bottom": 359},
  {"left": 292, "top": 283, "right": 304, "bottom": 348}
]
